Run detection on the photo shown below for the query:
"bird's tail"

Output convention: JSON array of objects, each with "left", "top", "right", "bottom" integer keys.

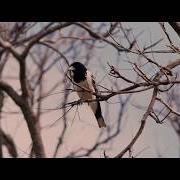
[
  {"left": 97, "top": 116, "right": 106, "bottom": 128},
  {"left": 89, "top": 101, "right": 106, "bottom": 128}
]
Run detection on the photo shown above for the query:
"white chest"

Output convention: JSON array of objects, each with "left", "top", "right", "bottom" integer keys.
[{"left": 74, "top": 71, "right": 96, "bottom": 100}]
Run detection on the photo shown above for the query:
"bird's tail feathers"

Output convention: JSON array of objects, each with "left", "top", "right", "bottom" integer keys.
[
  {"left": 89, "top": 101, "right": 106, "bottom": 128},
  {"left": 97, "top": 116, "right": 106, "bottom": 128}
]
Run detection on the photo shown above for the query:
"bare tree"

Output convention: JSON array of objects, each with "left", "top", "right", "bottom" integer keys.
[{"left": 0, "top": 22, "right": 180, "bottom": 158}]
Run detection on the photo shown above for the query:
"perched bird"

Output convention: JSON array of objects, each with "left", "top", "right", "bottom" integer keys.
[{"left": 67, "top": 62, "right": 106, "bottom": 128}]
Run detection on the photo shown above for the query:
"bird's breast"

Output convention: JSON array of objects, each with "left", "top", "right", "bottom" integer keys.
[{"left": 75, "top": 80, "right": 95, "bottom": 100}]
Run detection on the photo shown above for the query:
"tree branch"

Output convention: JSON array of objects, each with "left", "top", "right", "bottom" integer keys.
[
  {"left": 0, "top": 81, "right": 45, "bottom": 157},
  {"left": 21, "top": 22, "right": 73, "bottom": 59},
  {"left": 114, "top": 58, "right": 180, "bottom": 158},
  {"left": 0, "top": 128, "right": 18, "bottom": 158},
  {"left": 114, "top": 88, "right": 158, "bottom": 158},
  {"left": 168, "top": 22, "right": 180, "bottom": 38}
]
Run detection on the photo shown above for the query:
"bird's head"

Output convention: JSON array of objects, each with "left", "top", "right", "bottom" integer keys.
[{"left": 67, "top": 62, "right": 87, "bottom": 83}]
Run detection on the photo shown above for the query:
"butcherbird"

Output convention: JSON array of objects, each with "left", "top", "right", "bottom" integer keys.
[{"left": 67, "top": 62, "right": 106, "bottom": 128}]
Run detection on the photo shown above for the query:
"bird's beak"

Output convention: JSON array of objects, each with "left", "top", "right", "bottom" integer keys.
[
  {"left": 68, "top": 66, "right": 75, "bottom": 71},
  {"left": 66, "top": 66, "right": 75, "bottom": 78}
]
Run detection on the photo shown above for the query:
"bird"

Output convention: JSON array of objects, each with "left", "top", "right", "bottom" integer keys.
[{"left": 67, "top": 62, "right": 106, "bottom": 128}]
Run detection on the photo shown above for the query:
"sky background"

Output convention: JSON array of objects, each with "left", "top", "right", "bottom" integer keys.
[{"left": 1, "top": 22, "right": 180, "bottom": 158}]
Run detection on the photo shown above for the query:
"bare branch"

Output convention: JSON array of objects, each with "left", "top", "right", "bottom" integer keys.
[
  {"left": 168, "top": 22, "right": 180, "bottom": 38},
  {"left": 0, "top": 128, "right": 18, "bottom": 158},
  {"left": 0, "top": 81, "right": 45, "bottom": 157},
  {"left": 114, "top": 88, "right": 158, "bottom": 158}
]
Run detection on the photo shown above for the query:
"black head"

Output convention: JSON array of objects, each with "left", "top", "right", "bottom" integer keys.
[{"left": 68, "top": 62, "right": 87, "bottom": 83}]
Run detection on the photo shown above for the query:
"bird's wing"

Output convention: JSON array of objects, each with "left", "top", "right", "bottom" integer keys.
[
  {"left": 73, "top": 70, "right": 98, "bottom": 101},
  {"left": 90, "top": 72, "right": 98, "bottom": 93}
]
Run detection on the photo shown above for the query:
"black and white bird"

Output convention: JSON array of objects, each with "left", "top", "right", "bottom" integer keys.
[{"left": 67, "top": 62, "right": 106, "bottom": 128}]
